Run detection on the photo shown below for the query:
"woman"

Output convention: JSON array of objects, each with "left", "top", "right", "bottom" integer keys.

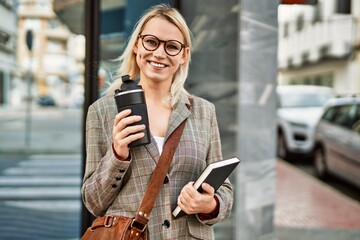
[{"left": 82, "top": 4, "right": 233, "bottom": 239}]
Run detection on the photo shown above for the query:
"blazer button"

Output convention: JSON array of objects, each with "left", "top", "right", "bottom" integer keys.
[
  {"left": 162, "top": 220, "right": 170, "bottom": 229},
  {"left": 118, "top": 168, "right": 125, "bottom": 173},
  {"left": 163, "top": 176, "right": 169, "bottom": 184},
  {"left": 111, "top": 183, "right": 117, "bottom": 188},
  {"left": 115, "top": 176, "right": 122, "bottom": 181}
]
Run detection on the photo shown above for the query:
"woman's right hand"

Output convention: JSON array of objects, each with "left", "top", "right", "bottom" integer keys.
[{"left": 112, "top": 109, "right": 145, "bottom": 160}]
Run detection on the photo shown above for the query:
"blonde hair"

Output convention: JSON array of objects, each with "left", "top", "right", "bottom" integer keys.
[{"left": 107, "top": 4, "right": 192, "bottom": 107}]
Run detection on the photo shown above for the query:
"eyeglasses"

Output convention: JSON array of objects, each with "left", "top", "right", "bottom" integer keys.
[{"left": 138, "top": 34, "right": 186, "bottom": 56}]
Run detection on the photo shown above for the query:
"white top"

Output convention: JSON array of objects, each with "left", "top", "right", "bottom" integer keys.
[{"left": 153, "top": 136, "right": 165, "bottom": 155}]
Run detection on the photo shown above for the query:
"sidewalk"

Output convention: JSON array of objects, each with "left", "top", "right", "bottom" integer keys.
[{"left": 275, "top": 159, "right": 360, "bottom": 240}]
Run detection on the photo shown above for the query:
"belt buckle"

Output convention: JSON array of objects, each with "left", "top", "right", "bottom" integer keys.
[{"left": 131, "top": 218, "right": 147, "bottom": 232}]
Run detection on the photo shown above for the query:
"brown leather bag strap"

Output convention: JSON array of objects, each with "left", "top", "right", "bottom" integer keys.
[
  {"left": 130, "top": 117, "right": 187, "bottom": 232},
  {"left": 129, "top": 99, "right": 192, "bottom": 239},
  {"left": 141, "top": 119, "right": 186, "bottom": 214}
]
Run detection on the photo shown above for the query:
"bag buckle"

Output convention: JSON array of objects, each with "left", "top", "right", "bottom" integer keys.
[
  {"left": 104, "top": 216, "right": 114, "bottom": 228},
  {"left": 131, "top": 218, "right": 147, "bottom": 232}
]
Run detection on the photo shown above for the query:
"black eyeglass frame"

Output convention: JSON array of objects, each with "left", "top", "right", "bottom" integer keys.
[{"left": 138, "top": 34, "right": 186, "bottom": 56}]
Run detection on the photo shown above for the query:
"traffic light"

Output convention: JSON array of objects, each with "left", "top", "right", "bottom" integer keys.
[{"left": 281, "top": 0, "right": 317, "bottom": 4}]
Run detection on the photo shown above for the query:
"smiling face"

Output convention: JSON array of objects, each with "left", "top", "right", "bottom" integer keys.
[{"left": 133, "top": 17, "right": 188, "bottom": 88}]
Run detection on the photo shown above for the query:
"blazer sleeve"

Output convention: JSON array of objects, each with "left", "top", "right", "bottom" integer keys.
[
  {"left": 197, "top": 103, "right": 234, "bottom": 225},
  {"left": 81, "top": 103, "right": 131, "bottom": 217}
]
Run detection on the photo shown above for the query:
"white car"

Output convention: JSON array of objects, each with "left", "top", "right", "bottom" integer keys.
[
  {"left": 314, "top": 96, "right": 360, "bottom": 188},
  {"left": 276, "top": 85, "right": 335, "bottom": 160}
]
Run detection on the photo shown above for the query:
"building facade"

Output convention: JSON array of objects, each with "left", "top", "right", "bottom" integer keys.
[
  {"left": 16, "top": 0, "right": 85, "bottom": 107},
  {"left": 278, "top": 0, "right": 360, "bottom": 94},
  {"left": 0, "top": 1, "right": 17, "bottom": 105}
]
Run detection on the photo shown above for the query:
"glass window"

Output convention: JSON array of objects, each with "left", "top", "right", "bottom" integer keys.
[
  {"left": 333, "top": 105, "right": 357, "bottom": 129},
  {"left": 322, "top": 106, "right": 338, "bottom": 122},
  {"left": 0, "top": 1, "right": 85, "bottom": 239},
  {"left": 283, "top": 22, "right": 289, "bottom": 37},
  {"left": 337, "top": 0, "right": 351, "bottom": 14},
  {"left": 350, "top": 104, "right": 360, "bottom": 134},
  {"left": 352, "top": 120, "right": 360, "bottom": 133},
  {"left": 279, "top": 92, "right": 333, "bottom": 108},
  {"left": 288, "top": 73, "right": 333, "bottom": 87},
  {"left": 296, "top": 15, "right": 304, "bottom": 31}
]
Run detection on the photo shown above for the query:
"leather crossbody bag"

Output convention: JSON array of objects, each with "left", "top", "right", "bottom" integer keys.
[{"left": 81, "top": 118, "right": 187, "bottom": 240}]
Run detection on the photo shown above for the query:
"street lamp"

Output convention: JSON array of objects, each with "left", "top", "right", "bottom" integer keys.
[
  {"left": 26, "top": 29, "right": 33, "bottom": 51},
  {"left": 25, "top": 29, "right": 33, "bottom": 148}
]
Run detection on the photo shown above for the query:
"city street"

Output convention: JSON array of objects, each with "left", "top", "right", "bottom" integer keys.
[
  {"left": 0, "top": 106, "right": 83, "bottom": 239},
  {"left": 1, "top": 1, "right": 360, "bottom": 239},
  {"left": 1, "top": 106, "right": 360, "bottom": 239},
  {"left": 0, "top": 106, "right": 82, "bottom": 154},
  {"left": 0, "top": 154, "right": 81, "bottom": 240}
]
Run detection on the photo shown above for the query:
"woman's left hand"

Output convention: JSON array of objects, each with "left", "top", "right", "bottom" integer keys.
[{"left": 177, "top": 182, "right": 217, "bottom": 215}]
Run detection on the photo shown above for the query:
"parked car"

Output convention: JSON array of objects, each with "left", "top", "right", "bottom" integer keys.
[
  {"left": 37, "top": 95, "right": 56, "bottom": 106},
  {"left": 313, "top": 95, "right": 360, "bottom": 188},
  {"left": 276, "top": 85, "right": 335, "bottom": 160}
]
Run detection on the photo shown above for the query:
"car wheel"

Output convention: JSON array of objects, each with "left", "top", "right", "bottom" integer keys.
[
  {"left": 277, "top": 133, "right": 289, "bottom": 160},
  {"left": 314, "top": 146, "right": 328, "bottom": 179}
]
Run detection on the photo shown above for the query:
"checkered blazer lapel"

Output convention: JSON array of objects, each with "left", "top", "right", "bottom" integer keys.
[
  {"left": 144, "top": 95, "right": 191, "bottom": 164},
  {"left": 165, "top": 96, "right": 191, "bottom": 140}
]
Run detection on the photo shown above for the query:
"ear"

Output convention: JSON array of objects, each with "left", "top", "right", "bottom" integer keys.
[
  {"left": 133, "top": 40, "right": 139, "bottom": 54},
  {"left": 180, "top": 47, "right": 190, "bottom": 64}
]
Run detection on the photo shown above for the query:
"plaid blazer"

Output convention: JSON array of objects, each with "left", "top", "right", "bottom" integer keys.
[{"left": 82, "top": 92, "right": 233, "bottom": 239}]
